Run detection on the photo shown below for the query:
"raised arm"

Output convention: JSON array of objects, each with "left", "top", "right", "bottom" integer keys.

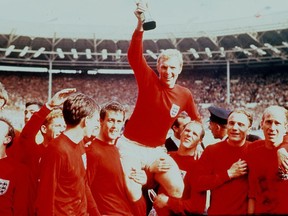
[
  {"left": 127, "top": 2, "right": 155, "bottom": 84},
  {"left": 19, "top": 88, "right": 76, "bottom": 162},
  {"left": 46, "top": 88, "right": 76, "bottom": 109},
  {"left": 133, "top": 1, "right": 146, "bottom": 32}
]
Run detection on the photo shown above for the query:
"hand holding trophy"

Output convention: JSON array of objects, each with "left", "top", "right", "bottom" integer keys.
[{"left": 136, "top": 0, "right": 156, "bottom": 31}]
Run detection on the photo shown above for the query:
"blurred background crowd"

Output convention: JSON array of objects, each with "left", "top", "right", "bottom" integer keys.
[{"left": 1, "top": 67, "right": 287, "bottom": 133}]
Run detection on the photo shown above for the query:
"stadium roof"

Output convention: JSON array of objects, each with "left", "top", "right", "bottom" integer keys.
[
  {"left": 0, "top": 0, "right": 288, "bottom": 71},
  {"left": 1, "top": 0, "right": 288, "bottom": 39}
]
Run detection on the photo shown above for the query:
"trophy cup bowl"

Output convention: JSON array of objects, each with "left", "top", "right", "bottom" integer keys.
[{"left": 140, "top": 0, "right": 156, "bottom": 31}]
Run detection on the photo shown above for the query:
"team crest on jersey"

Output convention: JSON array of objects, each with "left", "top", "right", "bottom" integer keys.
[
  {"left": 170, "top": 104, "right": 180, "bottom": 118},
  {"left": 180, "top": 170, "right": 187, "bottom": 179},
  {"left": 0, "top": 178, "right": 9, "bottom": 196}
]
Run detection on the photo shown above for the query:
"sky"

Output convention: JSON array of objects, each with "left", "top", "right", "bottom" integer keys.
[{"left": 0, "top": 0, "right": 287, "bottom": 39}]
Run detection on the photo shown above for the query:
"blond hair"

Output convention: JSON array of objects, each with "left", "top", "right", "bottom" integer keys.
[{"left": 157, "top": 49, "right": 183, "bottom": 67}]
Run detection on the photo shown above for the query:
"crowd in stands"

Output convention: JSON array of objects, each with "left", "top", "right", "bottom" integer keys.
[{"left": 0, "top": 67, "right": 287, "bottom": 130}]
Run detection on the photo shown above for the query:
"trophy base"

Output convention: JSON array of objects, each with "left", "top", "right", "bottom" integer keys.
[{"left": 143, "top": 20, "right": 156, "bottom": 31}]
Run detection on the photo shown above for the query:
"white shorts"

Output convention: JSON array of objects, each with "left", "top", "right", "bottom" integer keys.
[{"left": 116, "top": 135, "right": 168, "bottom": 169}]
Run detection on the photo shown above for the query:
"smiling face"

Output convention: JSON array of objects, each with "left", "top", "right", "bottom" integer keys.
[
  {"left": 180, "top": 121, "right": 204, "bottom": 150},
  {"left": 157, "top": 50, "right": 183, "bottom": 88},
  {"left": 227, "top": 112, "right": 251, "bottom": 146},
  {"left": 261, "top": 106, "right": 288, "bottom": 148},
  {"left": 100, "top": 110, "right": 124, "bottom": 145}
]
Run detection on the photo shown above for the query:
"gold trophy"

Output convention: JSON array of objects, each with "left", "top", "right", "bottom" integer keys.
[{"left": 139, "top": 0, "right": 156, "bottom": 31}]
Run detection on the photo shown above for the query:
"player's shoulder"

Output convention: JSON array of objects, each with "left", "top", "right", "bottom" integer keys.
[
  {"left": 174, "top": 84, "right": 191, "bottom": 94},
  {"left": 247, "top": 139, "right": 265, "bottom": 152},
  {"left": 203, "top": 140, "right": 227, "bottom": 154}
]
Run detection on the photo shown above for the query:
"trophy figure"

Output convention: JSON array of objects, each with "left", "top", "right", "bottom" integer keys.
[{"left": 139, "top": 0, "right": 156, "bottom": 31}]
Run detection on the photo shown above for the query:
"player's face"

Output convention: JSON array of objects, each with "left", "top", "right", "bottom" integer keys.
[
  {"left": 46, "top": 117, "right": 66, "bottom": 139},
  {"left": 24, "top": 104, "right": 41, "bottom": 124},
  {"left": 100, "top": 110, "right": 124, "bottom": 144},
  {"left": 227, "top": 112, "right": 250, "bottom": 145},
  {"left": 157, "top": 56, "right": 182, "bottom": 88},
  {"left": 174, "top": 116, "right": 191, "bottom": 139},
  {"left": 0, "top": 121, "right": 9, "bottom": 147},
  {"left": 180, "top": 122, "right": 202, "bottom": 149},
  {"left": 261, "top": 111, "right": 287, "bottom": 147},
  {"left": 84, "top": 110, "right": 100, "bottom": 138}
]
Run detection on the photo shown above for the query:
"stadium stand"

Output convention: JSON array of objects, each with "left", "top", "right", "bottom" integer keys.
[{"left": 0, "top": 65, "right": 287, "bottom": 131}]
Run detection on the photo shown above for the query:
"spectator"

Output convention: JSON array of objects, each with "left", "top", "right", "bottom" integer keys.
[{"left": 1, "top": 67, "right": 288, "bottom": 125}]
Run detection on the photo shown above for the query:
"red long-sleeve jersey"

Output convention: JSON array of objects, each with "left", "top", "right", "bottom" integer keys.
[
  {"left": 36, "top": 134, "right": 99, "bottom": 216},
  {"left": 124, "top": 30, "right": 201, "bottom": 147},
  {"left": 247, "top": 140, "right": 288, "bottom": 214},
  {"left": 0, "top": 157, "right": 29, "bottom": 216},
  {"left": 195, "top": 140, "right": 250, "bottom": 215},
  {"left": 155, "top": 152, "right": 206, "bottom": 215},
  {"left": 86, "top": 138, "right": 135, "bottom": 215}
]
